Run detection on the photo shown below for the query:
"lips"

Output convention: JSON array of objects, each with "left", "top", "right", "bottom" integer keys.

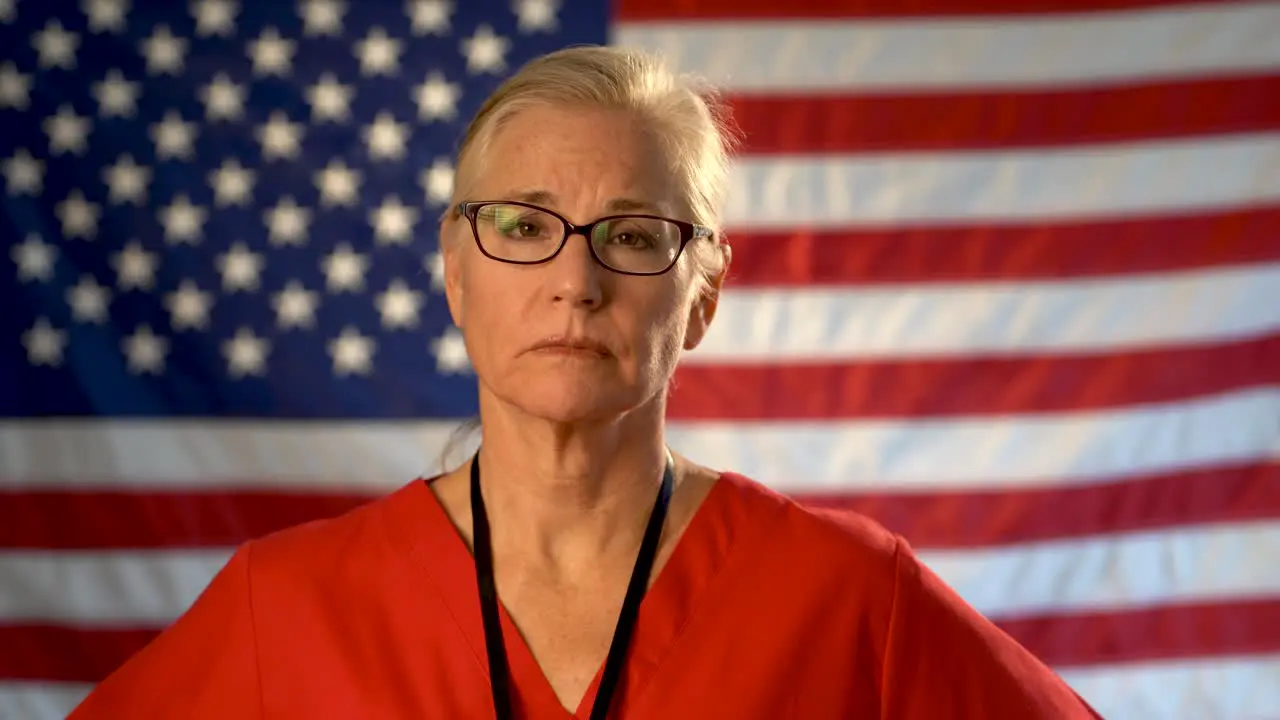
[{"left": 528, "top": 336, "right": 612, "bottom": 357}]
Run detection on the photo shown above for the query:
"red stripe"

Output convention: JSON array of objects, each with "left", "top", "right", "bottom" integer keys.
[
  {"left": 723, "top": 206, "right": 1280, "bottom": 286},
  {"left": 0, "top": 625, "right": 155, "bottom": 683},
  {"left": 729, "top": 76, "right": 1280, "bottom": 154},
  {"left": 798, "top": 461, "right": 1280, "bottom": 549},
  {"left": 671, "top": 334, "right": 1280, "bottom": 421},
  {"left": 616, "top": 0, "right": 1240, "bottom": 20}
]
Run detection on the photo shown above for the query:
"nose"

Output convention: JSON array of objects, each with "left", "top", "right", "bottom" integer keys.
[{"left": 548, "top": 230, "right": 604, "bottom": 307}]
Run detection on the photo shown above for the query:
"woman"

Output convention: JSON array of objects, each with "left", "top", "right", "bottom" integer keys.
[{"left": 70, "top": 46, "right": 1102, "bottom": 719}]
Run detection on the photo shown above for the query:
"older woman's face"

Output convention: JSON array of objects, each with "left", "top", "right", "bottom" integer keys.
[{"left": 442, "top": 104, "right": 722, "bottom": 424}]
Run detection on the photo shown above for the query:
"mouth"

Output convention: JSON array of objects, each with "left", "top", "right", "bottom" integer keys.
[{"left": 528, "top": 336, "right": 613, "bottom": 358}]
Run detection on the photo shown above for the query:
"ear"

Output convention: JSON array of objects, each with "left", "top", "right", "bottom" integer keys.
[
  {"left": 683, "top": 243, "right": 731, "bottom": 351},
  {"left": 441, "top": 215, "right": 466, "bottom": 329}
]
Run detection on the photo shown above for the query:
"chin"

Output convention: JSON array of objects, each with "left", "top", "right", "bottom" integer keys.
[{"left": 497, "top": 370, "right": 653, "bottom": 425}]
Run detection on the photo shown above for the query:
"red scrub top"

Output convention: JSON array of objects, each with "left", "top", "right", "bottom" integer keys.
[{"left": 69, "top": 472, "right": 1102, "bottom": 719}]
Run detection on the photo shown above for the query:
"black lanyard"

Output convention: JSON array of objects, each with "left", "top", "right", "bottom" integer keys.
[{"left": 470, "top": 449, "right": 675, "bottom": 720}]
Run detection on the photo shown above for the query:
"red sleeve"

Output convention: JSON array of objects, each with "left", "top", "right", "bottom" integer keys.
[
  {"left": 880, "top": 537, "right": 1104, "bottom": 720},
  {"left": 67, "top": 543, "right": 263, "bottom": 719}
]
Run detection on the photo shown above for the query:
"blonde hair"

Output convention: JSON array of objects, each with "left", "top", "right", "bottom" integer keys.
[{"left": 449, "top": 44, "right": 739, "bottom": 292}]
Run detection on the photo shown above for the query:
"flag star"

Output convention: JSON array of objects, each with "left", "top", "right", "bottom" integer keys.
[
  {"left": 44, "top": 105, "right": 92, "bottom": 156},
  {"left": 223, "top": 327, "right": 270, "bottom": 378},
  {"left": 159, "top": 194, "right": 207, "bottom": 244},
  {"left": 407, "top": 0, "right": 451, "bottom": 35},
  {"left": 3, "top": 148, "right": 44, "bottom": 196},
  {"left": 354, "top": 27, "right": 401, "bottom": 76},
  {"left": 431, "top": 326, "right": 471, "bottom": 373},
  {"left": 83, "top": 0, "right": 130, "bottom": 33},
  {"left": 165, "top": 279, "right": 214, "bottom": 330},
  {"left": 314, "top": 158, "right": 362, "bottom": 207},
  {"left": 248, "top": 26, "right": 295, "bottom": 77},
  {"left": 322, "top": 243, "right": 368, "bottom": 292},
  {"left": 217, "top": 241, "right": 263, "bottom": 291},
  {"left": 461, "top": 24, "right": 509, "bottom": 74},
  {"left": 200, "top": 73, "right": 246, "bottom": 121},
  {"left": 514, "top": 0, "right": 558, "bottom": 32},
  {"left": 209, "top": 157, "right": 255, "bottom": 206},
  {"left": 363, "top": 112, "right": 409, "bottom": 161},
  {"left": 420, "top": 157, "right": 454, "bottom": 205},
  {"left": 103, "top": 154, "right": 151, "bottom": 205},
  {"left": 140, "top": 25, "right": 188, "bottom": 76},
  {"left": 265, "top": 196, "right": 311, "bottom": 245},
  {"left": 306, "top": 73, "right": 353, "bottom": 123},
  {"left": 33, "top": 19, "right": 79, "bottom": 70},
  {"left": 0, "top": 0, "right": 16, "bottom": 23},
  {"left": 414, "top": 72, "right": 460, "bottom": 122},
  {"left": 150, "top": 110, "right": 198, "bottom": 160},
  {"left": 122, "top": 324, "right": 169, "bottom": 374},
  {"left": 424, "top": 250, "right": 445, "bottom": 291},
  {"left": 23, "top": 318, "right": 67, "bottom": 367},
  {"left": 56, "top": 189, "right": 101, "bottom": 240},
  {"left": 299, "top": 0, "right": 345, "bottom": 37},
  {"left": 273, "top": 280, "right": 319, "bottom": 329},
  {"left": 328, "top": 326, "right": 374, "bottom": 376},
  {"left": 191, "top": 0, "right": 237, "bottom": 37},
  {"left": 92, "top": 69, "right": 140, "bottom": 118},
  {"left": 67, "top": 274, "right": 112, "bottom": 323},
  {"left": 112, "top": 240, "right": 158, "bottom": 291},
  {"left": 256, "top": 111, "right": 305, "bottom": 160},
  {"left": 370, "top": 195, "right": 419, "bottom": 245},
  {"left": 376, "top": 279, "right": 424, "bottom": 329},
  {"left": 11, "top": 234, "right": 58, "bottom": 282},
  {"left": 0, "top": 62, "right": 31, "bottom": 110}
]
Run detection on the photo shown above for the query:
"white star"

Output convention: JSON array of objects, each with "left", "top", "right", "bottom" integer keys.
[
  {"left": 3, "top": 148, "right": 44, "bottom": 196},
  {"left": 200, "top": 72, "right": 246, "bottom": 121},
  {"left": 248, "top": 26, "right": 295, "bottom": 77},
  {"left": 44, "top": 105, "right": 92, "bottom": 156},
  {"left": 314, "top": 158, "right": 361, "bottom": 207},
  {"left": 140, "top": 25, "right": 187, "bottom": 76},
  {"left": 0, "top": 0, "right": 17, "bottom": 23},
  {"left": 92, "top": 69, "right": 140, "bottom": 117},
  {"left": 158, "top": 194, "right": 207, "bottom": 244},
  {"left": 420, "top": 157, "right": 454, "bottom": 205},
  {"left": 414, "top": 72, "right": 460, "bottom": 122},
  {"left": 256, "top": 111, "right": 304, "bottom": 161},
  {"left": 23, "top": 318, "right": 67, "bottom": 368},
  {"left": 407, "top": 0, "right": 451, "bottom": 35},
  {"left": 306, "top": 73, "right": 353, "bottom": 123},
  {"left": 112, "top": 240, "right": 158, "bottom": 291},
  {"left": 514, "top": 0, "right": 558, "bottom": 33},
  {"left": 103, "top": 154, "right": 151, "bottom": 205},
  {"left": 122, "top": 324, "right": 169, "bottom": 374},
  {"left": 11, "top": 235, "right": 58, "bottom": 282},
  {"left": 363, "top": 112, "right": 409, "bottom": 161},
  {"left": 431, "top": 326, "right": 471, "bottom": 373},
  {"left": 273, "top": 280, "right": 319, "bottom": 329},
  {"left": 223, "top": 327, "right": 270, "bottom": 378},
  {"left": 165, "top": 279, "right": 214, "bottom": 330},
  {"left": 191, "top": 0, "right": 237, "bottom": 37},
  {"left": 424, "top": 250, "right": 445, "bottom": 291},
  {"left": 67, "top": 274, "right": 112, "bottom": 323},
  {"left": 216, "top": 241, "right": 263, "bottom": 291},
  {"left": 328, "top": 326, "right": 374, "bottom": 376},
  {"left": 322, "top": 243, "right": 368, "bottom": 292},
  {"left": 0, "top": 62, "right": 31, "bottom": 110},
  {"left": 299, "top": 0, "right": 345, "bottom": 37},
  {"left": 354, "top": 27, "right": 401, "bottom": 76},
  {"left": 150, "top": 110, "right": 198, "bottom": 160},
  {"left": 33, "top": 19, "right": 79, "bottom": 70},
  {"left": 209, "top": 157, "right": 255, "bottom": 206},
  {"left": 376, "top": 279, "right": 424, "bottom": 329},
  {"left": 56, "top": 189, "right": 101, "bottom": 240},
  {"left": 370, "top": 195, "right": 419, "bottom": 245},
  {"left": 265, "top": 196, "right": 310, "bottom": 245},
  {"left": 83, "top": 0, "right": 130, "bottom": 33},
  {"left": 461, "top": 24, "right": 509, "bottom": 74}
]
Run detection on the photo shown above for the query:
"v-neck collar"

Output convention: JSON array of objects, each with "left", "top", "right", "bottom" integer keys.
[{"left": 385, "top": 470, "right": 746, "bottom": 719}]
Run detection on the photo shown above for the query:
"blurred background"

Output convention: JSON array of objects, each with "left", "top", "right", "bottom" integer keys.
[{"left": 2, "top": 0, "right": 1279, "bottom": 718}]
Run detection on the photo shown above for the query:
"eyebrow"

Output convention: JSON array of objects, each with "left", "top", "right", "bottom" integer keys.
[{"left": 504, "top": 190, "right": 668, "bottom": 216}]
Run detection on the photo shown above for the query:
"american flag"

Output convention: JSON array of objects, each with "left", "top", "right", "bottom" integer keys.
[{"left": 2, "top": 0, "right": 1278, "bottom": 717}]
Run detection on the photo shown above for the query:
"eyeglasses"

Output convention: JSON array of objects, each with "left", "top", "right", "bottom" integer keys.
[{"left": 455, "top": 200, "right": 714, "bottom": 276}]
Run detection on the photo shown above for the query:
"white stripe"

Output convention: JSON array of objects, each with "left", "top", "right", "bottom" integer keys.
[
  {"left": 1, "top": 521, "right": 1274, "bottom": 624},
  {"left": 614, "top": 3, "right": 1280, "bottom": 92},
  {"left": 694, "top": 262, "right": 1280, "bottom": 361},
  {"left": 2, "top": 388, "right": 1278, "bottom": 491},
  {"left": 0, "top": 682, "right": 90, "bottom": 720},
  {"left": 1061, "top": 654, "right": 1280, "bottom": 720},
  {"left": 723, "top": 133, "right": 1280, "bottom": 229}
]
